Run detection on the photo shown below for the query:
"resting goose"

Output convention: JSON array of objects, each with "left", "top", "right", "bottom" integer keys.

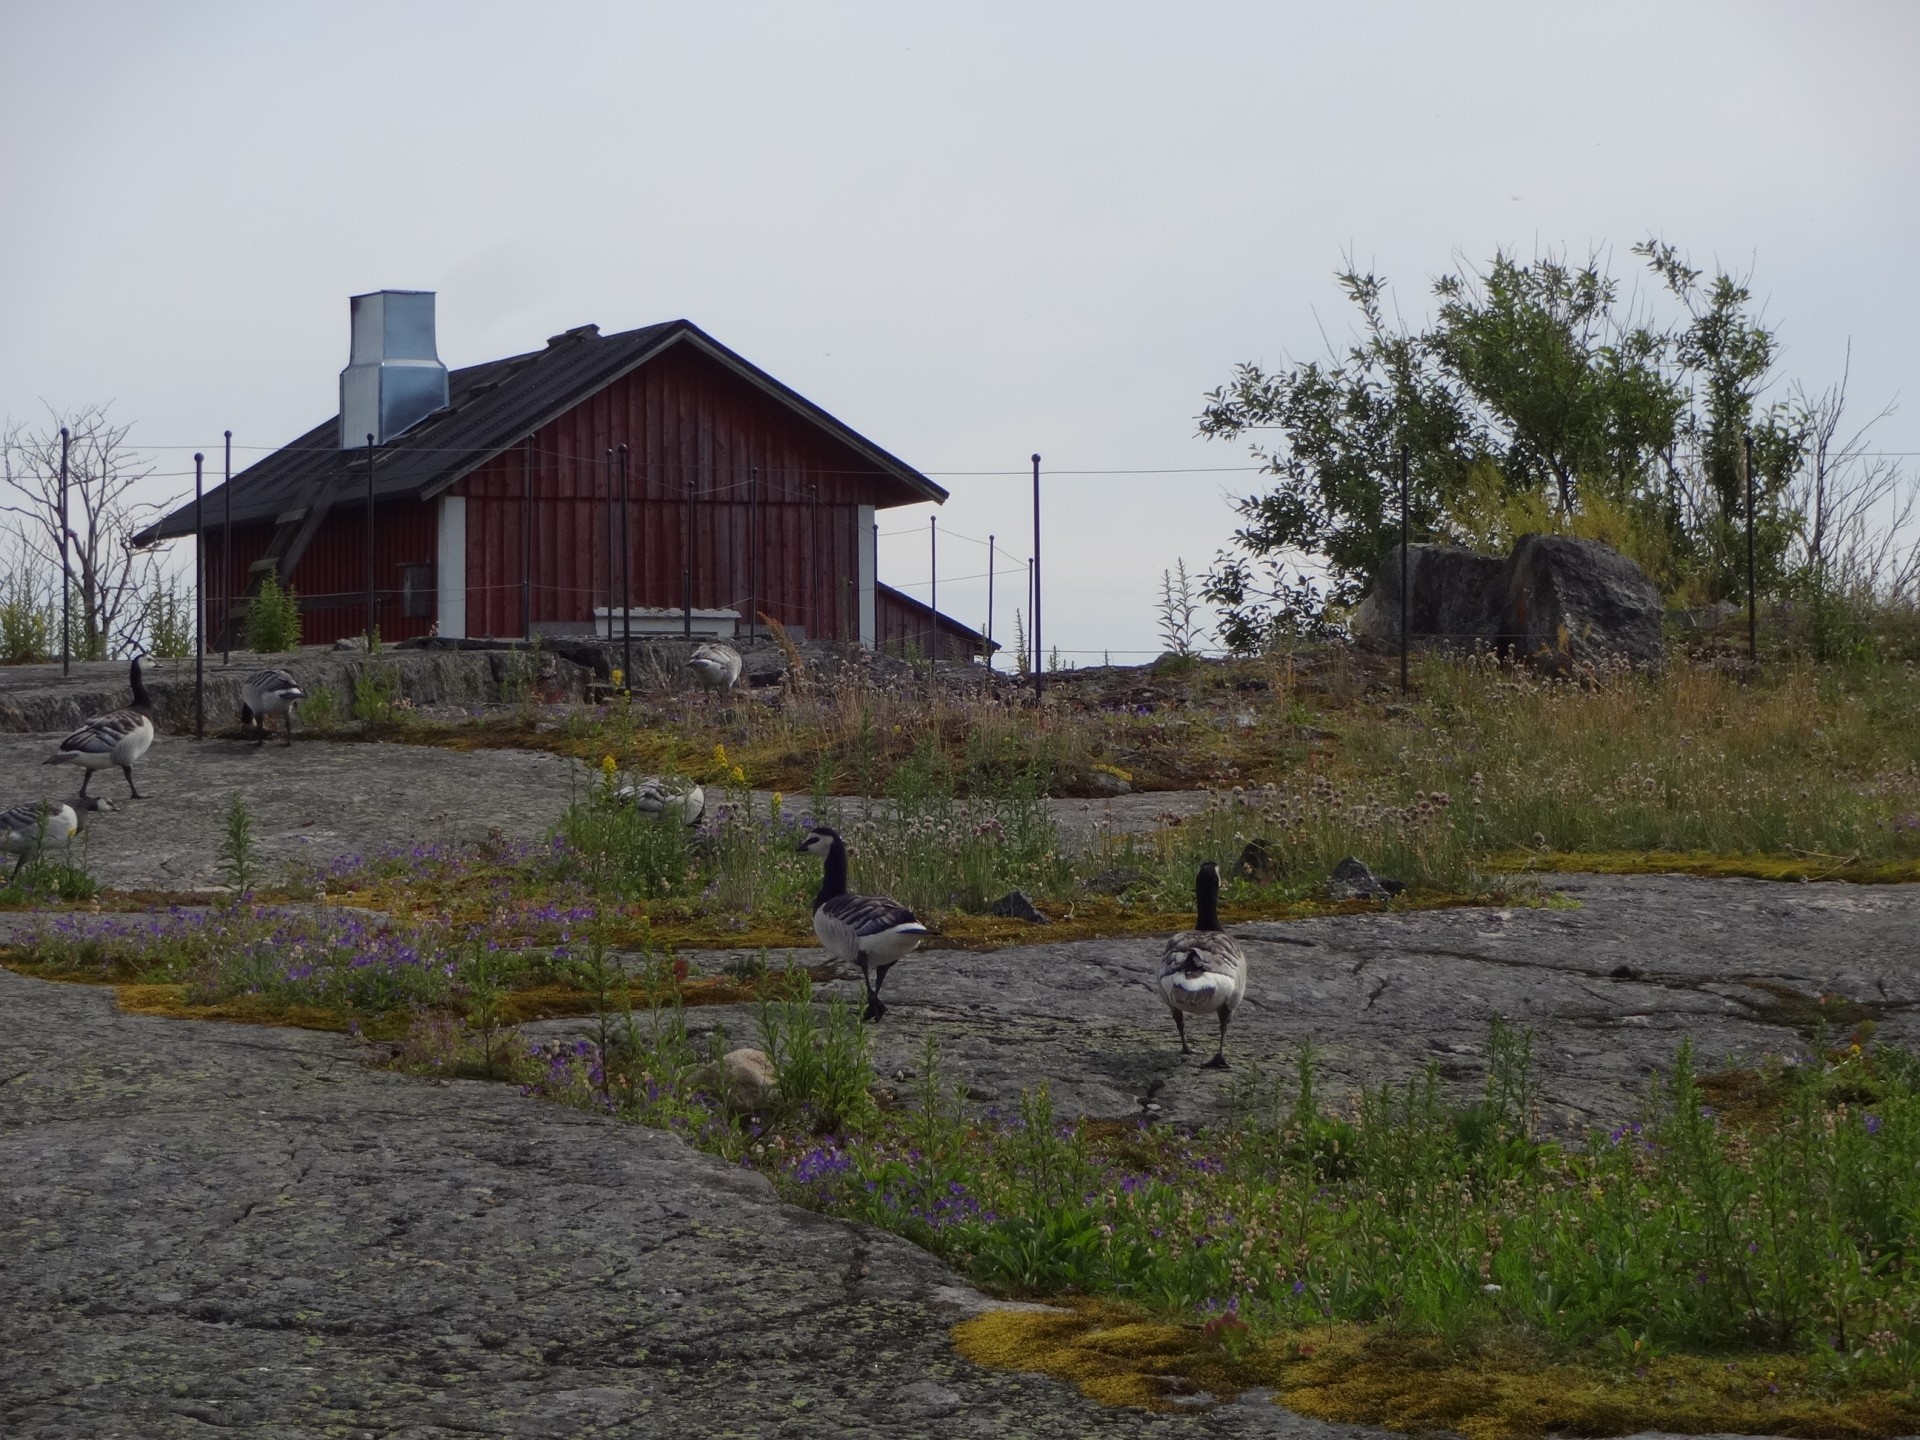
[
  {"left": 1155, "top": 861, "right": 1249, "bottom": 1069},
  {"left": 615, "top": 776, "right": 706, "bottom": 826},
  {"left": 239, "top": 668, "right": 306, "bottom": 747},
  {"left": 0, "top": 794, "right": 115, "bottom": 881},
  {"left": 686, "top": 641, "right": 744, "bottom": 698},
  {"left": 798, "top": 825, "right": 927, "bottom": 1022},
  {"left": 45, "top": 657, "right": 156, "bottom": 798}
]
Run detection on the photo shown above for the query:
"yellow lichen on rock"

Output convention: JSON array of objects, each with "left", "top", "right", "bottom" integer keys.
[{"left": 953, "top": 1301, "right": 1920, "bottom": 1438}]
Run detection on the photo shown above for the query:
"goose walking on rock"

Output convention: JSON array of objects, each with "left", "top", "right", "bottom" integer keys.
[
  {"left": 45, "top": 657, "right": 156, "bottom": 798},
  {"left": 798, "top": 825, "right": 927, "bottom": 1022},
  {"left": 0, "top": 795, "right": 115, "bottom": 881},
  {"left": 686, "top": 641, "right": 743, "bottom": 699},
  {"left": 614, "top": 776, "right": 706, "bottom": 825},
  {"left": 239, "top": 668, "right": 306, "bottom": 747},
  {"left": 1156, "top": 861, "right": 1249, "bottom": 1069}
]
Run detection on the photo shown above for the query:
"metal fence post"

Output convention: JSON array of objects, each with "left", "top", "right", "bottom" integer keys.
[
  {"left": 618, "top": 443, "right": 632, "bottom": 685},
  {"left": 1745, "top": 431, "right": 1758, "bottom": 666},
  {"left": 1031, "top": 454, "right": 1042, "bottom": 698},
  {"left": 222, "top": 430, "right": 232, "bottom": 661},
  {"left": 59, "top": 427, "right": 69, "bottom": 675},
  {"left": 366, "top": 432, "right": 378, "bottom": 645},
  {"left": 1400, "top": 443, "right": 1410, "bottom": 694},
  {"left": 194, "top": 452, "right": 204, "bottom": 738}
]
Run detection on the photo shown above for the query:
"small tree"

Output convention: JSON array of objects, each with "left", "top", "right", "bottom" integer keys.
[
  {"left": 1198, "top": 240, "right": 1813, "bottom": 648},
  {"left": 0, "top": 404, "right": 171, "bottom": 659},
  {"left": 245, "top": 570, "right": 302, "bottom": 653}
]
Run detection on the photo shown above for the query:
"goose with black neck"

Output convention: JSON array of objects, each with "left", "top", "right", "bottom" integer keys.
[
  {"left": 44, "top": 657, "right": 157, "bottom": 799},
  {"left": 1155, "top": 861, "right": 1249, "bottom": 1068},
  {"left": 798, "top": 825, "right": 928, "bottom": 1022}
]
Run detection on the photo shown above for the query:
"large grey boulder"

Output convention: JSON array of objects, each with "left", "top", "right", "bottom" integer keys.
[
  {"left": 1352, "top": 534, "right": 1664, "bottom": 667},
  {"left": 1500, "top": 533, "right": 1665, "bottom": 667},
  {"left": 1350, "top": 543, "right": 1505, "bottom": 650}
]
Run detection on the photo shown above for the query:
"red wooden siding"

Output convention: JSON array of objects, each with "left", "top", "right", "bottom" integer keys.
[
  {"left": 454, "top": 344, "right": 896, "bottom": 640},
  {"left": 876, "top": 583, "right": 990, "bottom": 662},
  {"left": 200, "top": 504, "right": 438, "bottom": 647}
]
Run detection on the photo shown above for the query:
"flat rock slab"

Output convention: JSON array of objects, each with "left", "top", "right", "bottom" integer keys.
[
  {"left": 1, "top": 965, "right": 1371, "bottom": 1439},
  {"left": 539, "top": 875, "right": 1920, "bottom": 1135},
  {"left": 0, "top": 732, "right": 1213, "bottom": 893},
  {"left": 0, "top": 734, "right": 587, "bottom": 891},
  {"left": 0, "top": 959, "right": 1838, "bottom": 1440}
]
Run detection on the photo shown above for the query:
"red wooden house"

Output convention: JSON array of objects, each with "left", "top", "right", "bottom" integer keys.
[{"left": 139, "top": 291, "right": 991, "bottom": 658}]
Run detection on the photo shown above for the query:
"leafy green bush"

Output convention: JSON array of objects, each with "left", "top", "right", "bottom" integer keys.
[
  {"left": 244, "top": 570, "right": 302, "bottom": 654},
  {"left": 299, "top": 683, "right": 339, "bottom": 731},
  {"left": 350, "top": 658, "right": 403, "bottom": 724}
]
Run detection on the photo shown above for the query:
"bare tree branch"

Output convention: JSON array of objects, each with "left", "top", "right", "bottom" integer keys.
[{"left": 0, "top": 403, "right": 173, "bottom": 659}]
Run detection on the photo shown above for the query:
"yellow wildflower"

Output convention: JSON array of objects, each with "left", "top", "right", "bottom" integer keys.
[
  {"left": 610, "top": 667, "right": 624, "bottom": 688},
  {"left": 601, "top": 754, "right": 618, "bottom": 775}
]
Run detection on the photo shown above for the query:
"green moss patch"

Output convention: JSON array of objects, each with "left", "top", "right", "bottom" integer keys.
[{"left": 954, "top": 1299, "right": 1920, "bottom": 1437}]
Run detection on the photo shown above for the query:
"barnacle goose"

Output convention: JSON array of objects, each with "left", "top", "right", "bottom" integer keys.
[
  {"left": 0, "top": 794, "right": 114, "bottom": 881},
  {"left": 686, "top": 641, "right": 744, "bottom": 697},
  {"left": 1155, "top": 861, "right": 1249, "bottom": 1068},
  {"left": 45, "top": 657, "right": 156, "bottom": 798},
  {"left": 798, "top": 825, "right": 927, "bottom": 1022},
  {"left": 239, "top": 668, "right": 306, "bottom": 747},
  {"left": 615, "top": 776, "right": 706, "bottom": 825}
]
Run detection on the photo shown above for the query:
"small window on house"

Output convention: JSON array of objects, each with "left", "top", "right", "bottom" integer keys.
[{"left": 401, "top": 564, "right": 434, "bottom": 618}]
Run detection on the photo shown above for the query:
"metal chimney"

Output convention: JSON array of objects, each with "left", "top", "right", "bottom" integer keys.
[{"left": 339, "top": 291, "right": 449, "bottom": 449}]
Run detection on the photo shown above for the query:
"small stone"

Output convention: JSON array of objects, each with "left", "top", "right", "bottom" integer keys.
[
  {"left": 332, "top": 636, "right": 368, "bottom": 652},
  {"left": 1166, "top": 1389, "right": 1218, "bottom": 1410},
  {"left": 687, "top": 1047, "right": 778, "bottom": 1112},
  {"left": 989, "top": 891, "right": 1048, "bottom": 924},
  {"left": 1085, "top": 770, "right": 1131, "bottom": 797},
  {"left": 1084, "top": 867, "right": 1145, "bottom": 896},
  {"left": 898, "top": 1379, "right": 961, "bottom": 1410}
]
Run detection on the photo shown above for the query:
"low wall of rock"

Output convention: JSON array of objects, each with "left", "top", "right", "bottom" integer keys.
[{"left": 0, "top": 648, "right": 592, "bottom": 734}]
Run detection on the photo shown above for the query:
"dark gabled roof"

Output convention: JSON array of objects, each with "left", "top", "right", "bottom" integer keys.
[
  {"left": 138, "top": 319, "right": 947, "bottom": 543},
  {"left": 876, "top": 580, "right": 997, "bottom": 651}
]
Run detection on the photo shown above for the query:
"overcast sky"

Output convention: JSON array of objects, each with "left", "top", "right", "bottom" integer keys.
[{"left": 4, "top": 1, "right": 1916, "bottom": 659}]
